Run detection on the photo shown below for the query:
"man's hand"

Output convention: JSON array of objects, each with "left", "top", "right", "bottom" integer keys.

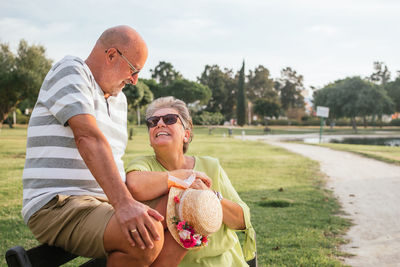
[{"left": 114, "top": 198, "right": 164, "bottom": 249}]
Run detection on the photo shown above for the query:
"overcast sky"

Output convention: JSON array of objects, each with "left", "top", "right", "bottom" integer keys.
[{"left": 1, "top": 0, "right": 399, "bottom": 90}]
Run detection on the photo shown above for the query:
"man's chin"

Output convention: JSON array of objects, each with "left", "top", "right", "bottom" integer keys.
[{"left": 110, "top": 86, "right": 124, "bottom": 96}]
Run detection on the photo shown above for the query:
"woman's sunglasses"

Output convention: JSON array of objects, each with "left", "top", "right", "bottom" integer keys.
[{"left": 146, "top": 114, "right": 185, "bottom": 128}]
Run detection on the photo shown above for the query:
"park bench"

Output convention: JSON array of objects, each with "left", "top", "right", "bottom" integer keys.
[{"left": 6, "top": 242, "right": 258, "bottom": 267}]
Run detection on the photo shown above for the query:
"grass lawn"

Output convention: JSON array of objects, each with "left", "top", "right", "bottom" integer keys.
[
  {"left": 1, "top": 125, "right": 350, "bottom": 266},
  {"left": 190, "top": 125, "right": 400, "bottom": 137},
  {"left": 316, "top": 143, "right": 400, "bottom": 166}
]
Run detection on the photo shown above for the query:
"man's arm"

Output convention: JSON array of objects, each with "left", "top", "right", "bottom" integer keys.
[{"left": 68, "top": 114, "right": 163, "bottom": 249}]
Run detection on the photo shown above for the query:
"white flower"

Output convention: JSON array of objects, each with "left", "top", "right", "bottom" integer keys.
[
  {"left": 179, "top": 229, "right": 192, "bottom": 240},
  {"left": 193, "top": 234, "right": 202, "bottom": 245}
]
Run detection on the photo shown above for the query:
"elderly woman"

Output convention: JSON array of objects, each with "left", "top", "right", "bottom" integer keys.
[{"left": 126, "top": 96, "right": 255, "bottom": 266}]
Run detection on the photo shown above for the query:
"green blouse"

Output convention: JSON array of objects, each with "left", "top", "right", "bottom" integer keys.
[{"left": 126, "top": 155, "right": 256, "bottom": 267}]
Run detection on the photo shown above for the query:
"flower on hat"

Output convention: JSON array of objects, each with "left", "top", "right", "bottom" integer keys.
[
  {"left": 172, "top": 217, "right": 208, "bottom": 249},
  {"left": 181, "top": 236, "right": 198, "bottom": 248},
  {"left": 177, "top": 221, "right": 185, "bottom": 231},
  {"left": 201, "top": 235, "right": 208, "bottom": 246},
  {"left": 179, "top": 229, "right": 192, "bottom": 240},
  {"left": 173, "top": 195, "right": 180, "bottom": 203},
  {"left": 193, "top": 234, "right": 202, "bottom": 246}
]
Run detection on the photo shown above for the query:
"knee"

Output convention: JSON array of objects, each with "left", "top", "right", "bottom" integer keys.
[
  {"left": 139, "top": 220, "right": 165, "bottom": 262},
  {"left": 106, "top": 219, "right": 164, "bottom": 266},
  {"left": 148, "top": 220, "right": 164, "bottom": 260}
]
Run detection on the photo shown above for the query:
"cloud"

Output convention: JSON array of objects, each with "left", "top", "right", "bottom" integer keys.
[
  {"left": 0, "top": 17, "right": 74, "bottom": 49},
  {"left": 307, "top": 25, "right": 341, "bottom": 37}
]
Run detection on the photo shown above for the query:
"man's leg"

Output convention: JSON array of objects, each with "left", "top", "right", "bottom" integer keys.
[{"left": 104, "top": 215, "right": 164, "bottom": 267}]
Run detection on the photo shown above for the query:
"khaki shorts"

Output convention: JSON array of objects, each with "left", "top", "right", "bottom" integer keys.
[{"left": 27, "top": 194, "right": 114, "bottom": 258}]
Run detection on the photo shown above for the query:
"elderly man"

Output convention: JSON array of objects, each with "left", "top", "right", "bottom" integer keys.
[{"left": 22, "top": 25, "right": 164, "bottom": 266}]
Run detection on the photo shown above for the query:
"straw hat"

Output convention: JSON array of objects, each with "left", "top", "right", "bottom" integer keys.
[{"left": 166, "top": 187, "right": 223, "bottom": 249}]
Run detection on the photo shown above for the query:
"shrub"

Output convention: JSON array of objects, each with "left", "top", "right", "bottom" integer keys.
[
  {"left": 192, "top": 111, "right": 224, "bottom": 125},
  {"left": 390, "top": 119, "right": 400, "bottom": 126}
]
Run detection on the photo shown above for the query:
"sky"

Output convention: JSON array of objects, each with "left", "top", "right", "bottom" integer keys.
[{"left": 1, "top": 0, "right": 399, "bottom": 92}]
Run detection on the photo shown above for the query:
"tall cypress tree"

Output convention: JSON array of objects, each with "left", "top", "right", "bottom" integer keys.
[{"left": 237, "top": 60, "right": 247, "bottom": 126}]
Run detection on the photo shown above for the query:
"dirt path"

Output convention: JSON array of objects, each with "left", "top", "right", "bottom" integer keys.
[{"left": 243, "top": 136, "right": 400, "bottom": 267}]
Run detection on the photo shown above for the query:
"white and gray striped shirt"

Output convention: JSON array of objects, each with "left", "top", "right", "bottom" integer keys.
[{"left": 22, "top": 56, "right": 128, "bottom": 224}]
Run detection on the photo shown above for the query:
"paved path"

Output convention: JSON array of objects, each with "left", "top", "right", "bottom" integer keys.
[{"left": 243, "top": 136, "right": 400, "bottom": 267}]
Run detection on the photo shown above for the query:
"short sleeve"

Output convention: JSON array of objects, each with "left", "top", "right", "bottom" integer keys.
[
  {"left": 125, "top": 156, "right": 155, "bottom": 173},
  {"left": 40, "top": 62, "right": 95, "bottom": 126}
]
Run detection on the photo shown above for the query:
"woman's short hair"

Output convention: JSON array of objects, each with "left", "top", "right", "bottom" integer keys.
[{"left": 146, "top": 96, "right": 193, "bottom": 153}]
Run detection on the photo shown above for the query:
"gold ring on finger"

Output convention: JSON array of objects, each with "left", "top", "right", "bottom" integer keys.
[{"left": 130, "top": 229, "right": 137, "bottom": 233}]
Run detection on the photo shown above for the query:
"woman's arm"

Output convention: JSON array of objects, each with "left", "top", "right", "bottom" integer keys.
[
  {"left": 126, "top": 169, "right": 213, "bottom": 201},
  {"left": 126, "top": 171, "right": 169, "bottom": 201},
  {"left": 220, "top": 199, "right": 245, "bottom": 230}
]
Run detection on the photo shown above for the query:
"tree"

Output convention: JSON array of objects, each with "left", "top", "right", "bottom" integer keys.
[
  {"left": 236, "top": 61, "right": 246, "bottom": 126},
  {"left": 198, "top": 65, "right": 236, "bottom": 120},
  {"left": 124, "top": 80, "right": 153, "bottom": 124},
  {"left": 370, "top": 61, "right": 391, "bottom": 86},
  {"left": 357, "top": 83, "right": 393, "bottom": 127},
  {"left": 313, "top": 77, "right": 394, "bottom": 132},
  {"left": 163, "top": 79, "right": 211, "bottom": 104},
  {"left": 0, "top": 40, "right": 52, "bottom": 127},
  {"left": 246, "top": 65, "right": 276, "bottom": 102},
  {"left": 150, "top": 61, "right": 182, "bottom": 86},
  {"left": 313, "top": 83, "right": 344, "bottom": 120},
  {"left": 0, "top": 44, "right": 15, "bottom": 127},
  {"left": 275, "top": 67, "right": 305, "bottom": 111},
  {"left": 253, "top": 98, "right": 281, "bottom": 124},
  {"left": 385, "top": 77, "right": 400, "bottom": 112}
]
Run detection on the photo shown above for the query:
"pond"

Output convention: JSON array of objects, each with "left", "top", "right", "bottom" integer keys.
[{"left": 330, "top": 137, "right": 400, "bottom": 147}]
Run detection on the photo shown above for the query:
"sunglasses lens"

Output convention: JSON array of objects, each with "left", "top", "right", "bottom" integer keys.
[
  {"left": 146, "top": 117, "right": 160, "bottom": 128},
  {"left": 146, "top": 114, "right": 180, "bottom": 128},
  {"left": 163, "top": 114, "right": 178, "bottom": 125}
]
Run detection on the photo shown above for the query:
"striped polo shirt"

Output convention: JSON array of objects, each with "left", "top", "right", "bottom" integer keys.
[{"left": 22, "top": 56, "right": 128, "bottom": 224}]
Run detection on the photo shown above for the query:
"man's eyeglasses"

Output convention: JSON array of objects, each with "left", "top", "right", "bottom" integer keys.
[
  {"left": 105, "top": 48, "right": 140, "bottom": 76},
  {"left": 146, "top": 114, "right": 185, "bottom": 129}
]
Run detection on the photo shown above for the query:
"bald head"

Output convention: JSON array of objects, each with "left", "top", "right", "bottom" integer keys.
[
  {"left": 97, "top": 25, "right": 147, "bottom": 57},
  {"left": 86, "top": 25, "right": 148, "bottom": 96}
]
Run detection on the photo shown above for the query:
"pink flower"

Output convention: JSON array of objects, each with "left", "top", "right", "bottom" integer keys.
[
  {"left": 181, "top": 238, "right": 193, "bottom": 248},
  {"left": 180, "top": 236, "right": 198, "bottom": 248},
  {"left": 177, "top": 221, "right": 185, "bottom": 231},
  {"left": 174, "top": 195, "right": 180, "bottom": 203},
  {"left": 190, "top": 236, "right": 198, "bottom": 247}
]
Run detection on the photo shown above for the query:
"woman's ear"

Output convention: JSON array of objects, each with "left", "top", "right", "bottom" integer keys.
[{"left": 184, "top": 130, "right": 190, "bottom": 143}]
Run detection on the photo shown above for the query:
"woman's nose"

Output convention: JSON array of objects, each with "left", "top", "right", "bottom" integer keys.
[{"left": 156, "top": 117, "right": 166, "bottom": 127}]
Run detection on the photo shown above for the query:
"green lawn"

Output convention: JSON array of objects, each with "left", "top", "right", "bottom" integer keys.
[
  {"left": 190, "top": 125, "right": 400, "bottom": 137},
  {"left": 317, "top": 143, "right": 400, "bottom": 165},
  {"left": 1, "top": 125, "right": 350, "bottom": 266}
]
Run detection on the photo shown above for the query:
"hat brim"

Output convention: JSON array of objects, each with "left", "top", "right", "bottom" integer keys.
[{"left": 166, "top": 187, "right": 201, "bottom": 250}]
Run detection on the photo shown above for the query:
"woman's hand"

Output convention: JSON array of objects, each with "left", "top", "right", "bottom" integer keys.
[
  {"left": 169, "top": 170, "right": 212, "bottom": 188},
  {"left": 194, "top": 171, "right": 212, "bottom": 188},
  {"left": 190, "top": 178, "right": 211, "bottom": 190}
]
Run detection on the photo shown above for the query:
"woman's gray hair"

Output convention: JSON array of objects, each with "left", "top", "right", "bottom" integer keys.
[{"left": 146, "top": 96, "right": 193, "bottom": 153}]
